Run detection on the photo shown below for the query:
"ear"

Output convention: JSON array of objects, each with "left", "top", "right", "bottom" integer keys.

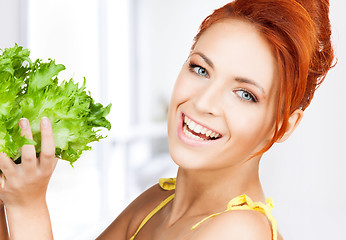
[{"left": 276, "top": 108, "right": 304, "bottom": 143}]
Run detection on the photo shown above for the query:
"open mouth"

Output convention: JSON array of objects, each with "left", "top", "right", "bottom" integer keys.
[{"left": 182, "top": 114, "right": 222, "bottom": 141}]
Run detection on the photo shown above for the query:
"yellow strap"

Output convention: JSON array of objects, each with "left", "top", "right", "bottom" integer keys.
[
  {"left": 159, "top": 178, "right": 176, "bottom": 190},
  {"left": 191, "top": 194, "right": 277, "bottom": 240},
  {"left": 131, "top": 179, "right": 278, "bottom": 240},
  {"left": 129, "top": 193, "right": 175, "bottom": 240}
]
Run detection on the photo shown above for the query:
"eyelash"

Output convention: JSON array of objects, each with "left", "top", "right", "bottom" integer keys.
[
  {"left": 188, "top": 62, "right": 209, "bottom": 78},
  {"left": 234, "top": 88, "right": 258, "bottom": 103},
  {"left": 188, "top": 61, "right": 258, "bottom": 103}
]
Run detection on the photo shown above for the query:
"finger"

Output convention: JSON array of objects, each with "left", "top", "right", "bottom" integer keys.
[
  {"left": 19, "top": 118, "right": 37, "bottom": 171},
  {"left": 39, "top": 117, "right": 57, "bottom": 171},
  {"left": 0, "top": 173, "right": 4, "bottom": 189},
  {"left": 0, "top": 152, "right": 16, "bottom": 177}
]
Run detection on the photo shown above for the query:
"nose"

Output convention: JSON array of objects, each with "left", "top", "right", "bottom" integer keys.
[{"left": 193, "top": 82, "right": 223, "bottom": 116}]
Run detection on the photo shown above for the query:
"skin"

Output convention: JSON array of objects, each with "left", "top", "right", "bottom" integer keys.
[
  {"left": 0, "top": 118, "right": 57, "bottom": 240},
  {"left": 0, "top": 200, "right": 9, "bottom": 240},
  {"left": 0, "top": 18, "right": 303, "bottom": 239}
]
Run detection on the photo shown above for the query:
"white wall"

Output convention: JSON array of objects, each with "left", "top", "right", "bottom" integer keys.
[{"left": 0, "top": 0, "right": 27, "bottom": 48}]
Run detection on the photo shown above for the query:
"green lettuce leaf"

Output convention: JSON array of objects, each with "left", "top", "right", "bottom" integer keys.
[{"left": 0, "top": 44, "right": 111, "bottom": 165}]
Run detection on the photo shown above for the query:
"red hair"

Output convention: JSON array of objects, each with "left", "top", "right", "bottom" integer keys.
[{"left": 191, "top": 0, "right": 335, "bottom": 155}]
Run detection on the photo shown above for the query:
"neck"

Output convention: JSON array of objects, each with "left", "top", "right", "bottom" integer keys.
[{"left": 168, "top": 156, "right": 265, "bottom": 224}]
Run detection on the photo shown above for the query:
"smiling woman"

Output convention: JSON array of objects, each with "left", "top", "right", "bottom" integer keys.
[{"left": 0, "top": 0, "right": 336, "bottom": 239}]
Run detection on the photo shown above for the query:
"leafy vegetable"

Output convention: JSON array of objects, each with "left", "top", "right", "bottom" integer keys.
[{"left": 0, "top": 44, "right": 111, "bottom": 165}]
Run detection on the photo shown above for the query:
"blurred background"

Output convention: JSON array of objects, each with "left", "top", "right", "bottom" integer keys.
[{"left": 0, "top": 0, "right": 345, "bottom": 239}]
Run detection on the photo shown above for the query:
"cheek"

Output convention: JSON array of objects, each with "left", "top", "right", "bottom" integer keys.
[
  {"left": 167, "top": 72, "right": 190, "bottom": 133},
  {"left": 171, "top": 73, "right": 197, "bottom": 103},
  {"left": 224, "top": 104, "right": 277, "bottom": 142}
]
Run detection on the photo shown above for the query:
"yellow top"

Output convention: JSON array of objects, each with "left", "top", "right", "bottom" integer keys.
[{"left": 130, "top": 178, "right": 278, "bottom": 240}]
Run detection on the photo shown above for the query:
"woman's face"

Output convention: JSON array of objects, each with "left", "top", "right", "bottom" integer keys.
[{"left": 167, "top": 19, "right": 279, "bottom": 170}]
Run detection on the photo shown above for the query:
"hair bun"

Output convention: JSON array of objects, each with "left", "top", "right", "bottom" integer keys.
[{"left": 296, "top": 0, "right": 335, "bottom": 107}]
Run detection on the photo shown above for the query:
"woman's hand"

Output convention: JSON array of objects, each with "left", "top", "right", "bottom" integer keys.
[{"left": 0, "top": 117, "right": 57, "bottom": 240}]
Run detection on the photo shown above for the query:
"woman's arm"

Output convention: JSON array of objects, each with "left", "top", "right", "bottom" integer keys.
[
  {"left": 5, "top": 202, "right": 53, "bottom": 240},
  {"left": 0, "top": 200, "right": 9, "bottom": 240},
  {"left": 0, "top": 118, "right": 57, "bottom": 240}
]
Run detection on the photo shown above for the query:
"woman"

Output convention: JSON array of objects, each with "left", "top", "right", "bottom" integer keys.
[{"left": 0, "top": 0, "right": 334, "bottom": 239}]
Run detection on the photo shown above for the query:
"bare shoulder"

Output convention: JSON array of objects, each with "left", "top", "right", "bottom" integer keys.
[
  {"left": 191, "top": 210, "right": 273, "bottom": 240},
  {"left": 126, "top": 183, "right": 175, "bottom": 236},
  {"left": 97, "top": 183, "right": 173, "bottom": 240}
]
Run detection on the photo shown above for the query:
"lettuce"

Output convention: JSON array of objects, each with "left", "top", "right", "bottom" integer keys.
[{"left": 0, "top": 44, "right": 111, "bottom": 165}]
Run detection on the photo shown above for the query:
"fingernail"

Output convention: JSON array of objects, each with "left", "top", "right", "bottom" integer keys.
[
  {"left": 20, "top": 118, "right": 28, "bottom": 129},
  {"left": 41, "top": 117, "right": 51, "bottom": 128}
]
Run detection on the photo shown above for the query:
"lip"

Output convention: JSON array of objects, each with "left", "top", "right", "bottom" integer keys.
[{"left": 177, "top": 112, "right": 223, "bottom": 147}]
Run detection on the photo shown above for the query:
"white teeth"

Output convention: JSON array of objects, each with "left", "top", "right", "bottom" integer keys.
[
  {"left": 194, "top": 124, "right": 202, "bottom": 134},
  {"left": 206, "top": 130, "right": 212, "bottom": 137},
  {"left": 188, "top": 121, "right": 196, "bottom": 131},
  {"left": 201, "top": 127, "right": 207, "bottom": 134},
  {"left": 183, "top": 124, "right": 204, "bottom": 141},
  {"left": 183, "top": 115, "right": 221, "bottom": 140}
]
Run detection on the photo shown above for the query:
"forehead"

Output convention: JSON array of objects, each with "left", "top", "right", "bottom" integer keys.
[{"left": 193, "top": 18, "right": 278, "bottom": 94}]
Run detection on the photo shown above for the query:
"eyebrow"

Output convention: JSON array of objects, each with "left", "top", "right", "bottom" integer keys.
[
  {"left": 235, "top": 77, "right": 266, "bottom": 96},
  {"left": 191, "top": 52, "right": 214, "bottom": 69}
]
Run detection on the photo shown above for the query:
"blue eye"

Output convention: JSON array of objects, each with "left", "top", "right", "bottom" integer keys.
[
  {"left": 235, "top": 89, "right": 258, "bottom": 103},
  {"left": 189, "top": 63, "right": 209, "bottom": 77},
  {"left": 194, "top": 66, "right": 208, "bottom": 77}
]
